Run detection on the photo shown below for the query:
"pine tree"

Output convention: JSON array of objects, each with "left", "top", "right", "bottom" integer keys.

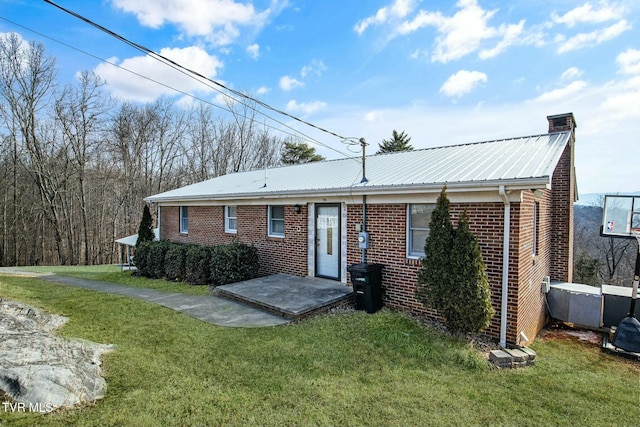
[
  {"left": 447, "top": 210, "right": 495, "bottom": 334},
  {"left": 416, "top": 189, "right": 494, "bottom": 335},
  {"left": 416, "top": 186, "right": 454, "bottom": 314},
  {"left": 377, "top": 130, "right": 414, "bottom": 154},
  {"left": 136, "top": 205, "right": 155, "bottom": 248},
  {"left": 281, "top": 141, "right": 325, "bottom": 164}
]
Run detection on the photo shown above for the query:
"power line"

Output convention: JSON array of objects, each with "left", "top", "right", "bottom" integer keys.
[
  {"left": 43, "top": 0, "right": 363, "bottom": 154},
  {"left": 0, "top": 14, "right": 356, "bottom": 159}
]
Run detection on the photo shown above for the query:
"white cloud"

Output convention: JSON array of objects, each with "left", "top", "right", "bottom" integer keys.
[
  {"left": 286, "top": 100, "right": 327, "bottom": 115},
  {"left": 551, "top": 1, "right": 624, "bottom": 28},
  {"left": 395, "top": 0, "right": 531, "bottom": 63},
  {"left": 256, "top": 86, "right": 271, "bottom": 95},
  {"left": 479, "top": 20, "right": 525, "bottom": 59},
  {"left": 617, "top": 48, "right": 640, "bottom": 74},
  {"left": 364, "top": 110, "right": 386, "bottom": 122},
  {"left": 300, "top": 59, "right": 327, "bottom": 78},
  {"left": 562, "top": 67, "right": 583, "bottom": 80},
  {"left": 93, "top": 46, "right": 223, "bottom": 102},
  {"left": 557, "top": 19, "right": 631, "bottom": 53},
  {"left": 354, "top": 0, "right": 417, "bottom": 34},
  {"left": 440, "top": 70, "right": 487, "bottom": 98},
  {"left": 409, "top": 48, "right": 429, "bottom": 60},
  {"left": 110, "top": 0, "right": 288, "bottom": 46},
  {"left": 246, "top": 43, "right": 260, "bottom": 59},
  {"left": 600, "top": 76, "right": 640, "bottom": 119},
  {"left": 532, "top": 80, "right": 588, "bottom": 103},
  {"left": 279, "top": 75, "right": 304, "bottom": 91}
]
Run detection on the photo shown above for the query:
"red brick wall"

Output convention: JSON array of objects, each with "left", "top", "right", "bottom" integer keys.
[
  {"left": 160, "top": 204, "right": 308, "bottom": 276},
  {"left": 346, "top": 202, "right": 510, "bottom": 343},
  {"left": 159, "top": 187, "right": 571, "bottom": 346},
  {"left": 550, "top": 141, "right": 575, "bottom": 282},
  {"left": 513, "top": 190, "right": 552, "bottom": 345},
  {"left": 548, "top": 113, "right": 576, "bottom": 283}
]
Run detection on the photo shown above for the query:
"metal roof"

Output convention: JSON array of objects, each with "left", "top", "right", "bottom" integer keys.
[{"left": 146, "top": 131, "right": 571, "bottom": 203}]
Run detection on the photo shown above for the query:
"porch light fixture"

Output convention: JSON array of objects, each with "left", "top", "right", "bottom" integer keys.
[{"left": 294, "top": 204, "right": 302, "bottom": 214}]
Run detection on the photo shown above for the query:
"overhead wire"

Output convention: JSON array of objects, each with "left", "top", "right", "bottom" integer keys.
[
  {"left": 42, "top": 0, "right": 364, "bottom": 159},
  {"left": 0, "top": 14, "right": 357, "bottom": 159}
]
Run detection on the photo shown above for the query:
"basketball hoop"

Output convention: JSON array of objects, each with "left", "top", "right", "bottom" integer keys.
[{"left": 605, "top": 195, "right": 640, "bottom": 353}]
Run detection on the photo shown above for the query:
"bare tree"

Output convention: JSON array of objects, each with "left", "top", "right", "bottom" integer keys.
[
  {"left": 54, "top": 71, "right": 111, "bottom": 264},
  {"left": 0, "top": 33, "right": 68, "bottom": 264}
]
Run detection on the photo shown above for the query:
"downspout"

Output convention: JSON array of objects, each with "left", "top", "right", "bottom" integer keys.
[
  {"left": 156, "top": 205, "right": 161, "bottom": 241},
  {"left": 498, "top": 185, "right": 510, "bottom": 349}
]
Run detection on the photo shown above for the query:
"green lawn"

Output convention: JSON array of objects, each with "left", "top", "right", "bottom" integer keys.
[
  {"left": 14, "top": 264, "right": 210, "bottom": 295},
  {"left": 0, "top": 271, "right": 638, "bottom": 427}
]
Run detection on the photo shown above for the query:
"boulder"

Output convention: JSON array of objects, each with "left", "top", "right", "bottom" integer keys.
[{"left": 0, "top": 298, "right": 113, "bottom": 411}]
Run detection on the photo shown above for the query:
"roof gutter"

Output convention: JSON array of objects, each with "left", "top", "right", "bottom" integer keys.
[
  {"left": 498, "top": 185, "right": 510, "bottom": 349},
  {"left": 145, "top": 177, "right": 551, "bottom": 204}
]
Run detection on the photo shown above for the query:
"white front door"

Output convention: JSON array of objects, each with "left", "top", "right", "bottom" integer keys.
[{"left": 315, "top": 205, "right": 340, "bottom": 280}]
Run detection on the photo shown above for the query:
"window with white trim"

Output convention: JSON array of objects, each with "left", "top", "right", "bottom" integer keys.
[
  {"left": 268, "top": 205, "right": 285, "bottom": 237},
  {"left": 407, "top": 204, "right": 435, "bottom": 257},
  {"left": 179, "top": 206, "right": 188, "bottom": 234},
  {"left": 225, "top": 206, "right": 237, "bottom": 233}
]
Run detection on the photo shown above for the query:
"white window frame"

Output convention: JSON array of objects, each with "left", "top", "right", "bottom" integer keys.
[
  {"left": 225, "top": 205, "right": 237, "bottom": 234},
  {"left": 268, "top": 205, "right": 285, "bottom": 238},
  {"left": 407, "top": 204, "right": 434, "bottom": 258},
  {"left": 179, "top": 206, "right": 188, "bottom": 234}
]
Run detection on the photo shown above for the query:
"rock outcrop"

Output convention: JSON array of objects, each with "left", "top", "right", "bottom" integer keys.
[{"left": 0, "top": 298, "right": 113, "bottom": 411}]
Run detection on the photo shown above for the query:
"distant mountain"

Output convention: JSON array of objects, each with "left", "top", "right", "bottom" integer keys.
[{"left": 576, "top": 191, "right": 640, "bottom": 206}]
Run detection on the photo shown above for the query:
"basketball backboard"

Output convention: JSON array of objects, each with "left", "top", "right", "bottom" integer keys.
[{"left": 601, "top": 194, "right": 640, "bottom": 238}]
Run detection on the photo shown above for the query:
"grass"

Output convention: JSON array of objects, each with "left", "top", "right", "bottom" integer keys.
[
  {"left": 0, "top": 272, "right": 638, "bottom": 426},
  {"left": 13, "top": 264, "right": 210, "bottom": 295}
]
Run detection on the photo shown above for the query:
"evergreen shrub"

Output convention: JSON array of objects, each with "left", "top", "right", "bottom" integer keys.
[
  {"left": 209, "top": 242, "right": 260, "bottom": 286},
  {"left": 185, "top": 244, "right": 211, "bottom": 286},
  {"left": 147, "top": 240, "right": 171, "bottom": 279},
  {"left": 164, "top": 243, "right": 188, "bottom": 281}
]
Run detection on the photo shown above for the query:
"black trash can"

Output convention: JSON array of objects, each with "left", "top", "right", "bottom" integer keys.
[{"left": 348, "top": 263, "right": 384, "bottom": 314}]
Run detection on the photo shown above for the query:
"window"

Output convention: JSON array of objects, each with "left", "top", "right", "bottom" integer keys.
[
  {"left": 532, "top": 202, "right": 539, "bottom": 255},
  {"left": 179, "top": 206, "right": 188, "bottom": 234},
  {"left": 269, "top": 205, "right": 285, "bottom": 237},
  {"left": 408, "top": 204, "right": 435, "bottom": 257},
  {"left": 225, "top": 206, "right": 237, "bottom": 233}
]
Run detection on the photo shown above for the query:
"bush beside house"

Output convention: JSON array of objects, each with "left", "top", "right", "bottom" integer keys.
[
  {"left": 134, "top": 240, "right": 260, "bottom": 287},
  {"left": 416, "top": 187, "right": 494, "bottom": 334}
]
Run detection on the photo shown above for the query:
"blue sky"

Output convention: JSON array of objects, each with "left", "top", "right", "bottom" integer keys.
[{"left": 1, "top": 0, "right": 639, "bottom": 195}]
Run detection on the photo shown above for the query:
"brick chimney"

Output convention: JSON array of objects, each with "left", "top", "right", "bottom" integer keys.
[
  {"left": 547, "top": 112, "right": 577, "bottom": 135},
  {"left": 548, "top": 113, "right": 577, "bottom": 283}
]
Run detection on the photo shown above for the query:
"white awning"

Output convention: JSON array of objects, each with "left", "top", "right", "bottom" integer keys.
[{"left": 115, "top": 228, "right": 159, "bottom": 247}]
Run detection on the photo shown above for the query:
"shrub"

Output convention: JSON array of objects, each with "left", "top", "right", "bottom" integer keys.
[
  {"left": 135, "top": 204, "right": 155, "bottom": 247},
  {"left": 416, "top": 186, "right": 454, "bottom": 314},
  {"left": 416, "top": 187, "right": 494, "bottom": 334},
  {"left": 147, "top": 240, "right": 171, "bottom": 279},
  {"left": 185, "top": 244, "right": 211, "bottom": 286},
  {"left": 210, "top": 242, "right": 260, "bottom": 286},
  {"left": 133, "top": 241, "right": 152, "bottom": 277},
  {"left": 446, "top": 210, "right": 494, "bottom": 334},
  {"left": 164, "top": 243, "right": 188, "bottom": 281}
]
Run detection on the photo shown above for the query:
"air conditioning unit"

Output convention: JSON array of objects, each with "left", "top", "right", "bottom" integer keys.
[{"left": 541, "top": 276, "right": 551, "bottom": 293}]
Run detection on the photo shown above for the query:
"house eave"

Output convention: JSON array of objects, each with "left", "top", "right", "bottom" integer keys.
[{"left": 145, "top": 176, "right": 551, "bottom": 205}]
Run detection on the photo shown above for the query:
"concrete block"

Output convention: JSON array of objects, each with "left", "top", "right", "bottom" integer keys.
[
  {"left": 489, "top": 350, "right": 512, "bottom": 366},
  {"left": 504, "top": 348, "right": 528, "bottom": 362},
  {"left": 519, "top": 347, "right": 536, "bottom": 361}
]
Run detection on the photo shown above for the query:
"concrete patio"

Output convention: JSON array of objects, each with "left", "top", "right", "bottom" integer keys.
[{"left": 216, "top": 273, "right": 354, "bottom": 319}]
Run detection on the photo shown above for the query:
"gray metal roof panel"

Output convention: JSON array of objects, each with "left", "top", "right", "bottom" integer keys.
[{"left": 146, "top": 131, "right": 571, "bottom": 202}]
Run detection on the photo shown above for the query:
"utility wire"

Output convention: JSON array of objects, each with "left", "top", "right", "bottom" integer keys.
[
  {"left": 43, "top": 0, "right": 363, "bottom": 153},
  {"left": 0, "top": 14, "right": 356, "bottom": 159}
]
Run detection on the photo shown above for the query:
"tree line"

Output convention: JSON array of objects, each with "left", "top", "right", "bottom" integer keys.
[{"left": 0, "top": 34, "right": 312, "bottom": 266}]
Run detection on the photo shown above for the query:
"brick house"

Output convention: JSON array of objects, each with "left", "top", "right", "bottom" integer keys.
[{"left": 146, "top": 113, "right": 577, "bottom": 347}]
